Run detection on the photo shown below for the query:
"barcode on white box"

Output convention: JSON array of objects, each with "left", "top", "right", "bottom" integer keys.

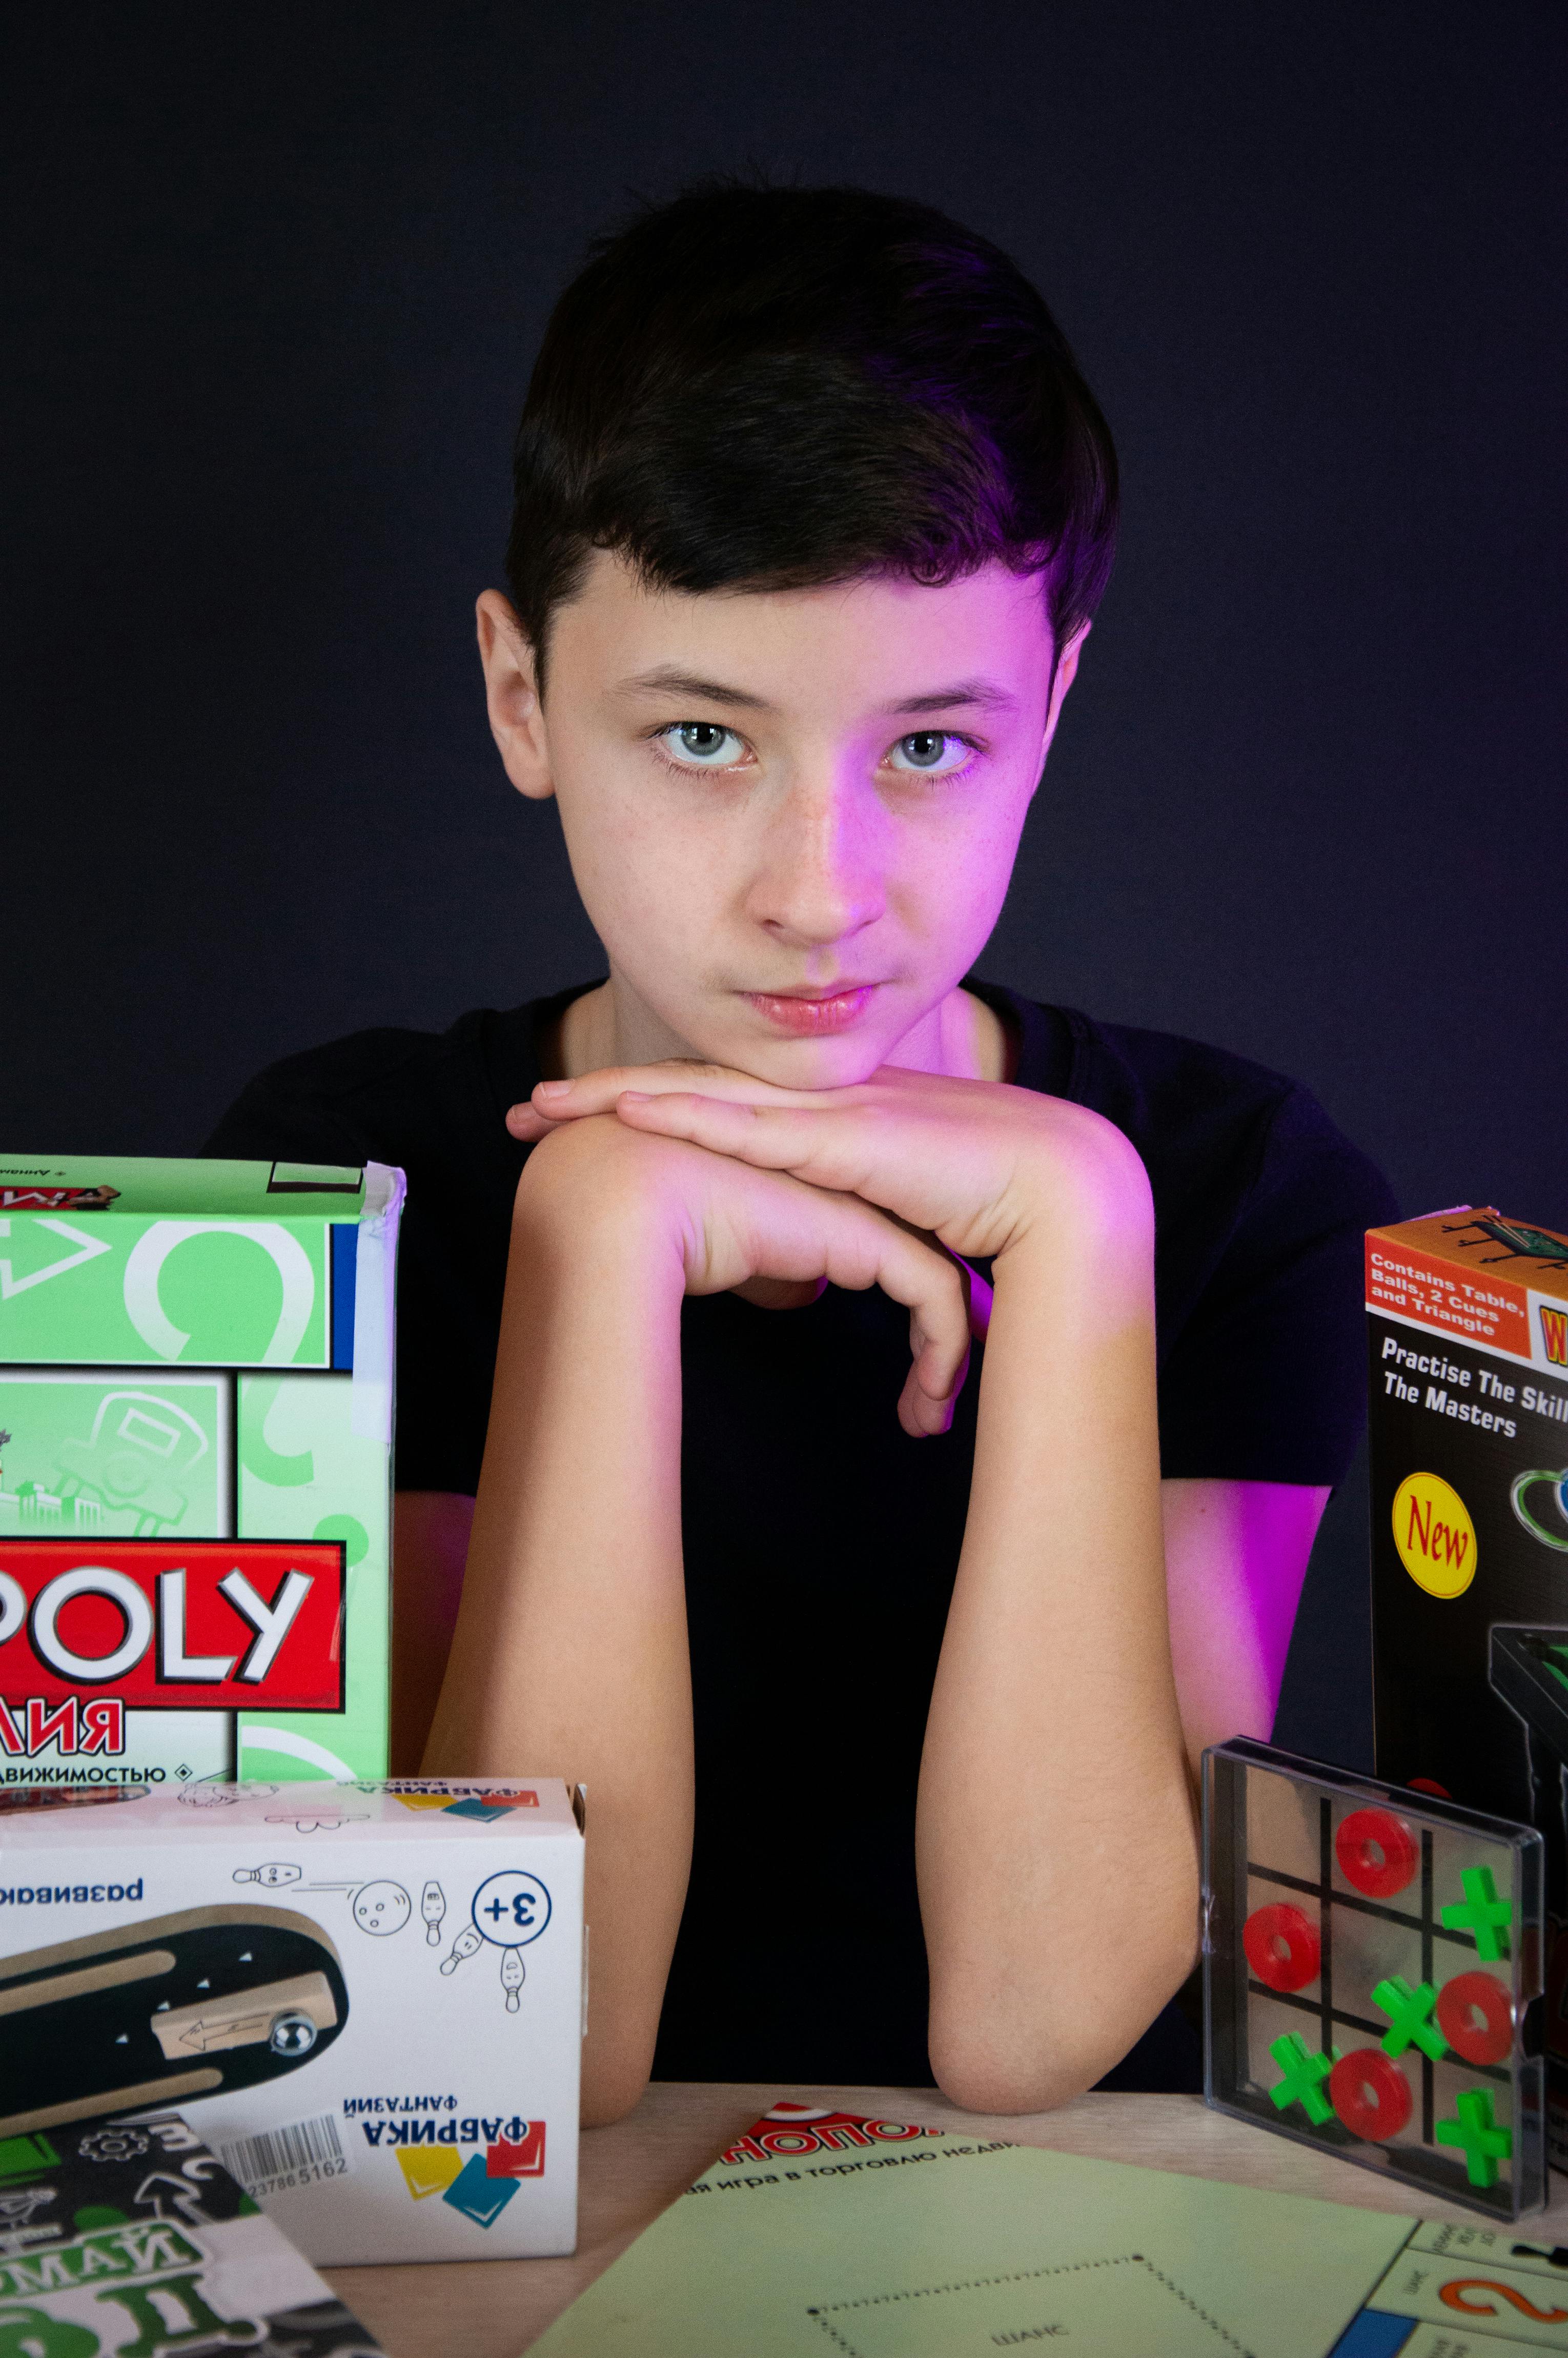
[{"left": 219, "top": 2111, "right": 348, "bottom": 2196}]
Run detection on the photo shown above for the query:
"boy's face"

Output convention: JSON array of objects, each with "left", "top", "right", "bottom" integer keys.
[{"left": 479, "top": 553, "right": 1080, "bottom": 1085}]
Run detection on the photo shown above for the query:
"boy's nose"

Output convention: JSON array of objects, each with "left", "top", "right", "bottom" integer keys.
[{"left": 744, "top": 780, "right": 886, "bottom": 949}]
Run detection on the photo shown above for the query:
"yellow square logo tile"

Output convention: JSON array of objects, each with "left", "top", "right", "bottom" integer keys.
[{"left": 396, "top": 2145, "right": 463, "bottom": 2200}]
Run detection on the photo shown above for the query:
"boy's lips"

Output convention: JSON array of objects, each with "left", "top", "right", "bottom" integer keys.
[{"left": 742, "top": 984, "right": 877, "bottom": 1035}]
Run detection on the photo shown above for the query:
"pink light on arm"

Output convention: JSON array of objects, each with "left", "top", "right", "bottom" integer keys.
[{"left": 1161, "top": 1477, "right": 1331, "bottom": 1775}]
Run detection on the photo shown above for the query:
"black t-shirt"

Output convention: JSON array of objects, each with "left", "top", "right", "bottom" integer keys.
[{"left": 205, "top": 981, "right": 1396, "bottom": 2090}]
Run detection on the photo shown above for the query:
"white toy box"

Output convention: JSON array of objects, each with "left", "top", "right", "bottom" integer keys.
[{"left": 0, "top": 1777, "right": 584, "bottom": 2264}]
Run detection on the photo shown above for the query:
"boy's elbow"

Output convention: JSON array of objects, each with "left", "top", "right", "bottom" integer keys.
[
  {"left": 928, "top": 1919, "right": 1200, "bottom": 2119},
  {"left": 580, "top": 2060, "right": 652, "bottom": 2129},
  {"left": 928, "top": 2016, "right": 1114, "bottom": 2118},
  {"left": 579, "top": 2024, "right": 659, "bottom": 2128}
]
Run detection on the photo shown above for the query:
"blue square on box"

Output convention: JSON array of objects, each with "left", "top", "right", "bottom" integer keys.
[
  {"left": 442, "top": 2154, "right": 519, "bottom": 2228},
  {"left": 443, "top": 1798, "right": 515, "bottom": 1824}
]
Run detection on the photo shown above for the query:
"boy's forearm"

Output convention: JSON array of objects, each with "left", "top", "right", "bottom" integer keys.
[
  {"left": 423, "top": 1167, "right": 694, "bottom": 2123},
  {"left": 917, "top": 1192, "right": 1199, "bottom": 2113}
]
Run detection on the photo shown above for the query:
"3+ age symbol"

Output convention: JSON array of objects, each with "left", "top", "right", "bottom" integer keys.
[{"left": 472, "top": 1869, "right": 553, "bottom": 1947}]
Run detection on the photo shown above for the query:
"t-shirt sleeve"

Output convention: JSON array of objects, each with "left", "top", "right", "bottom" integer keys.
[
  {"left": 203, "top": 1069, "right": 372, "bottom": 1168},
  {"left": 1155, "top": 1085, "right": 1399, "bottom": 1486},
  {"left": 203, "top": 1053, "right": 505, "bottom": 1501}
]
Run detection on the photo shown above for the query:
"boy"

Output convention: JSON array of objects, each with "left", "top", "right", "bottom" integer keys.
[{"left": 207, "top": 184, "right": 1394, "bottom": 2123}]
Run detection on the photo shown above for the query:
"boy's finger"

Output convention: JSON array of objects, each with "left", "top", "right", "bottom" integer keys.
[
  {"left": 523, "top": 1063, "right": 845, "bottom": 1122},
  {"left": 801, "top": 1192, "right": 971, "bottom": 1437},
  {"left": 506, "top": 1101, "right": 571, "bottom": 1140},
  {"left": 506, "top": 1072, "right": 798, "bottom": 1141},
  {"left": 616, "top": 1088, "right": 894, "bottom": 1198}
]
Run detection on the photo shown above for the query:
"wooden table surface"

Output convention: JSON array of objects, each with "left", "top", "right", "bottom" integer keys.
[{"left": 321, "top": 2083, "right": 1568, "bottom": 2357}]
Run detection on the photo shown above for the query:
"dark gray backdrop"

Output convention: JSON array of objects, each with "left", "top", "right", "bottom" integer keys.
[{"left": 5, "top": 4, "right": 1564, "bottom": 1761}]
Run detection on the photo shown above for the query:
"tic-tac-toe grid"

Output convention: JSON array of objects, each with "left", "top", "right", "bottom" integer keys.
[{"left": 1204, "top": 1736, "right": 1547, "bottom": 2221}]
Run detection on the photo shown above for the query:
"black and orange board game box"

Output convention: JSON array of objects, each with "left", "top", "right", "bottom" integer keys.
[{"left": 1366, "top": 1207, "right": 1568, "bottom": 2161}]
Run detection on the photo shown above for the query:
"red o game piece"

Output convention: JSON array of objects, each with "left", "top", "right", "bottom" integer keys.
[
  {"left": 1335, "top": 1807, "right": 1418, "bottom": 1898},
  {"left": 1436, "top": 1969, "right": 1515, "bottom": 2066},
  {"left": 1242, "top": 1902, "right": 1321, "bottom": 1993},
  {"left": 1329, "top": 2047, "right": 1413, "bottom": 2142}
]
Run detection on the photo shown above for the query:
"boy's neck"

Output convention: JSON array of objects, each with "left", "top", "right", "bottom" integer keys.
[{"left": 556, "top": 975, "right": 1012, "bottom": 1086}]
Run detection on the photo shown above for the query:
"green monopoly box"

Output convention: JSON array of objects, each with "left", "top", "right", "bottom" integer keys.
[{"left": 0, "top": 1155, "right": 403, "bottom": 1788}]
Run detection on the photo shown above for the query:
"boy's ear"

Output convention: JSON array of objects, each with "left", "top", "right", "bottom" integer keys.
[
  {"left": 476, "top": 590, "right": 556, "bottom": 803},
  {"left": 1048, "top": 619, "right": 1090, "bottom": 726},
  {"left": 1035, "top": 618, "right": 1090, "bottom": 781}
]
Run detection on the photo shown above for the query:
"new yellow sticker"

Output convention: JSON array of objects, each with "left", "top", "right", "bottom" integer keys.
[{"left": 1393, "top": 1471, "right": 1477, "bottom": 1597}]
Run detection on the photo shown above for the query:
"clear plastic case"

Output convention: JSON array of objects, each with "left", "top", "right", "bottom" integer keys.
[{"left": 1203, "top": 1736, "right": 1546, "bottom": 2220}]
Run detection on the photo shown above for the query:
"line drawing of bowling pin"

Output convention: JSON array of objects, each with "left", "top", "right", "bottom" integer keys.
[
  {"left": 232, "top": 1862, "right": 302, "bottom": 1886},
  {"left": 501, "top": 1948, "right": 525, "bottom": 2012},
  {"left": 422, "top": 1881, "right": 446, "bottom": 1945},
  {"left": 440, "top": 1924, "right": 483, "bottom": 1977}
]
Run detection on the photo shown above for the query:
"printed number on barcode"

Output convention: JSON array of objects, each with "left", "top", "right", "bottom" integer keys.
[{"left": 220, "top": 2111, "right": 346, "bottom": 2191}]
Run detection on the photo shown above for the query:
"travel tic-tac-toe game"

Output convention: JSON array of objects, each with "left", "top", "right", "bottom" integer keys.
[
  {"left": 0, "top": 1154, "right": 401, "bottom": 1788},
  {"left": 1204, "top": 1737, "right": 1547, "bottom": 2220},
  {"left": 0, "top": 1778, "right": 585, "bottom": 2263}
]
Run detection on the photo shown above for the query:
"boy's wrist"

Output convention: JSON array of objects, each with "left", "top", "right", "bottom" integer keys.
[
  {"left": 513, "top": 1119, "right": 688, "bottom": 1310},
  {"left": 996, "top": 1110, "right": 1155, "bottom": 1282}
]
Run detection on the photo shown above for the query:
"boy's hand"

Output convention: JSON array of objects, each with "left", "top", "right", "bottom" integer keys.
[
  {"left": 516, "top": 1114, "right": 974, "bottom": 1437},
  {"left": 508, "top": 1060, "right": 1150, "bottom": 1273}
]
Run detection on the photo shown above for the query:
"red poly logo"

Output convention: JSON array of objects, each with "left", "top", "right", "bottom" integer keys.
[
  {"left": 719, "top": 2106, "right": 945, "bottom": 2166},
  {"left": 0, "top": 1540, "right": 344, "bottom": 1719}
]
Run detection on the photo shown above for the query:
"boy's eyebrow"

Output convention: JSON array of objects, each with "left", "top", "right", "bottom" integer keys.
[
  {"left": 615, "top": 668, "right": 1020, "bottom": 716},
  {"left": 883, "top": 678, "right": 1019, "bottom": 716},
  {"left": 618, "top": 666, "right": 775, "bottom": 710}
]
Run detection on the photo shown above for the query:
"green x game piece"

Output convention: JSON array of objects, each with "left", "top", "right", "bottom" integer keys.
[
  {"left": 1441, "top": 1865, "right": 1512, "bottom": 1961},
  {"left": 1269, "top": 2031, "right": 1338, "bottom": 2124},
  {"left": 1372, "top": 1974, "right": 1449, "bottom": 2061},
  {"left": 1435, "top": 2086, "right": 1513, "bottom": 2188}
]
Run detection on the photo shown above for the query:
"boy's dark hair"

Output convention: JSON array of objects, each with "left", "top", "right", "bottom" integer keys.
[{"left": 506, "top": 183, "right": 1117, "bottom": 687}]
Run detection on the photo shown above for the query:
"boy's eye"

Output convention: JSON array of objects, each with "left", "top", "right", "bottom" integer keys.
[
  {"left": 659, "top": 722, "right": 748, "bottom": 766},
  {"left": 886, "top": 731, "right": 972, "bottom": 774}
]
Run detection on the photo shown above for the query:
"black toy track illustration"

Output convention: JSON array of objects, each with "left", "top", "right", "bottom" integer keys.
[
  {"left": 1490, "top": 1628, "right": 1568, "bottom": 1892},
  {"left": 1442, "top": 1215, "right": 1568, "bottom": 1272},
  {"left": 0, "top": 1904, "right": 348, "bottom": 2139}
]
